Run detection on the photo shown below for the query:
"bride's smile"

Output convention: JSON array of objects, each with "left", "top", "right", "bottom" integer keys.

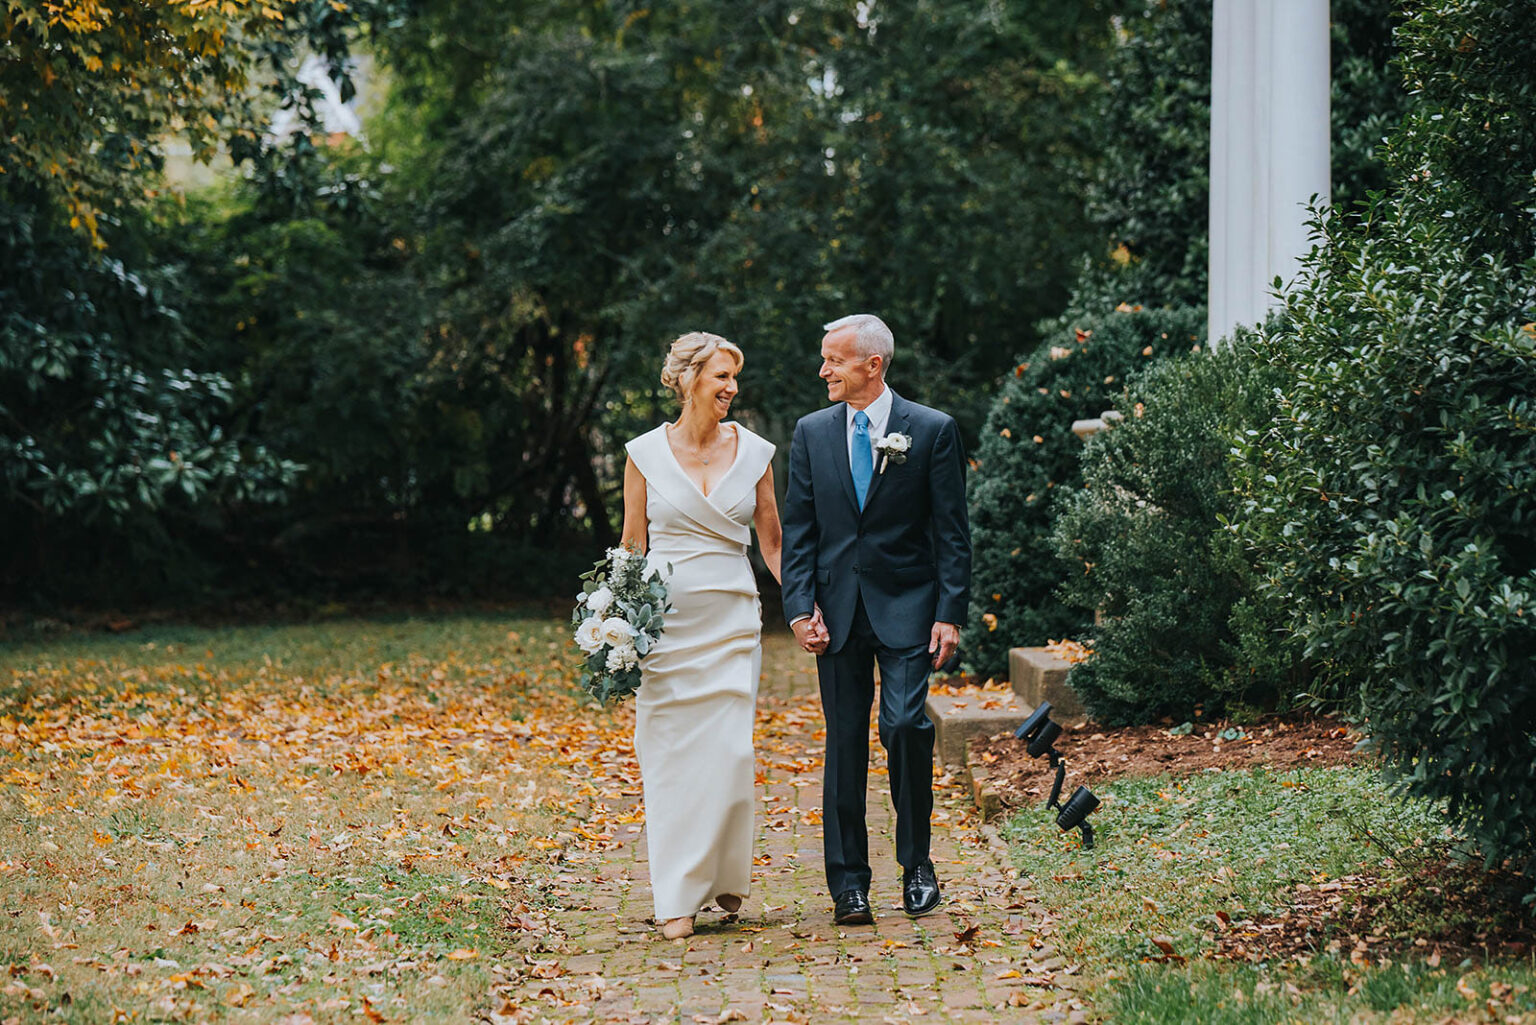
[{"left": 701, "top": 362, "right": 738, "bottom": 416}]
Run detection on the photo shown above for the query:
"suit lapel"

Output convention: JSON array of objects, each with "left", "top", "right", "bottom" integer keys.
[
  {"left": 860, "top": 391, "right": 910, "bottom": 513},
  {"left": 827, "top": 404, "right": 860, "bottom": 514}
]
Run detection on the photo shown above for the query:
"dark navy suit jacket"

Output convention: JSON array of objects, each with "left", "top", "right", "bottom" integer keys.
[{"left": 781, "top": 390, "right": 972, "bottom": 652}]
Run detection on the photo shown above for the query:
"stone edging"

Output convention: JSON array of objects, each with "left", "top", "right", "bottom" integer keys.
[{"left": 964, "top": 737, "right": 1007, "bottom": 823}]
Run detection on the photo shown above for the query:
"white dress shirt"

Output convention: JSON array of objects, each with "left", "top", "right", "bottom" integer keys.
[{"left": 846, "top": 385, "right": 893, "bottom": 470}]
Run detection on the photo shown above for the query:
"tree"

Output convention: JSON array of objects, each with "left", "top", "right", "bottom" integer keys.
[
  {"left": 0, "top": 0, "right": 380, "bottom": 243},
  {"left": 357, "top": 0, "right": 1142, "bottom": 541},
  {"left": 0, "top": 0, "right": 393, "bottom": 600}
]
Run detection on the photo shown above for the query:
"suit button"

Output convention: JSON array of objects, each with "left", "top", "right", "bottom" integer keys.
[{"left": 853, "top": 565, "right": 861, "bottom": 574}]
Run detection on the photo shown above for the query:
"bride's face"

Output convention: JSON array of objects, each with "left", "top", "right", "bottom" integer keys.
[{"left": 689, "top": 350, "right": 740, "bottom": 419}]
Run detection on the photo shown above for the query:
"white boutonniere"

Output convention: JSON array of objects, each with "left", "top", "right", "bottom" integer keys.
[{"left": 873, "top": 432, "right": 911, "bottom": 474}]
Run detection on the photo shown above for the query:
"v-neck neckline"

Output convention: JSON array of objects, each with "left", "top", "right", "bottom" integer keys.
[{"left": 663, "top": 422, "right": 741, "bottom": 501}]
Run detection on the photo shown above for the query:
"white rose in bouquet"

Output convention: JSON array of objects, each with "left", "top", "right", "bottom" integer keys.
[
  {"left": 585, "top": 585, "right": 615, "bottom": 616},
  {"left": 574, "top": 617, "right": 605, "bottom": 654},
  {"left": 600, "top": 616, "right": 636, "bottom": 648}
]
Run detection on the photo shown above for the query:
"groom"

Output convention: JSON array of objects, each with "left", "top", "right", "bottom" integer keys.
[{"left": 781, "top": 313, "right": 972, "bottom": 925}]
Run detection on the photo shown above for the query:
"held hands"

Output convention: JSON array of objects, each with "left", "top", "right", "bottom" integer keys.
[
  {"left": 929, "top": 621, "right": 960, "bottom": 670},
  {"left": 793, "top": 606, "right": 831, "bottom": 656},
  {"left": 795, "top": 612, "right": 956, "bottom": 665}
]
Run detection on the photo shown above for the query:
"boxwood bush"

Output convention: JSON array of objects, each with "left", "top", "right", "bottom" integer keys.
[
  {"left": 963, "top": 305, "right": 1205, "bottom": 678},
  {"left": 1051, "top": 340, "right": 1301, "bottom": 724},
  {"left": 1235, "top": 0, "right": 1536, "bottom": 866}
]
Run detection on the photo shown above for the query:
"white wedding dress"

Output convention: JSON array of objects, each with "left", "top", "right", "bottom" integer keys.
[{"left": 624, "top": 422, "right": 775, "bottom": 921}]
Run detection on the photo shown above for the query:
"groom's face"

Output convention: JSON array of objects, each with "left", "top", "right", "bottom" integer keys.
[{"left": 820, "top": 327, "right": 883, "bottom": 406}]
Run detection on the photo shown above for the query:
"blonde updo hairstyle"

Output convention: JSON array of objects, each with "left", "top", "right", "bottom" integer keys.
[{"left": 660, "top": 331, "right": 744, "bottom": 406}]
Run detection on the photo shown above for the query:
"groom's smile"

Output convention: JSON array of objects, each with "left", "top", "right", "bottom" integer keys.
[{"left": 820, "top": 325, "right": 885, "bottom": 407}]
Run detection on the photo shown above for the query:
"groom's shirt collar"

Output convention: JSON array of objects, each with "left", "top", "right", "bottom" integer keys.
[{"left": 845, "top": 384, "right": 893, "bottom": 458}]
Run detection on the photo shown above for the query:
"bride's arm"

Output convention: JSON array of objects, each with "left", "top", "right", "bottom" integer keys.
[
  {"left": 620, "top": 456, "right": 648, "bottom": 554},
  {"left": 753, "top": 465, "right": 783, "bottom": 584}
]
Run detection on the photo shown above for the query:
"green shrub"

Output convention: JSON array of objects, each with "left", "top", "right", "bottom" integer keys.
[
  {"left": 1235, "top": 0, "right": 1536, "bottom": 866},
  {"left": 963, "top": 305, "right": 1205, "bottom": 678},
  {"left": 1050, "top": 340, "right": 1299, "bottom": 724}
]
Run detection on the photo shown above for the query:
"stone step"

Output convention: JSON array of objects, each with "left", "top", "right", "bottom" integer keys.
[
  {"left": 1009, "top": 647, "right": 1088, "bottom": 726},
  {"left": 925, "top": 688, "right": 1030, "bottom": 769}
]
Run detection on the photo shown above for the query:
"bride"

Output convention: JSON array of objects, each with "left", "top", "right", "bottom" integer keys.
[{"left": 620, "top": 331, "right": 786, "bottom": 940}]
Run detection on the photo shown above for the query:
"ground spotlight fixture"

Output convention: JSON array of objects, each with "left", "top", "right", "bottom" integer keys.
[
  {"left": 1013, "top": 703, "right": 1069, "bottom": 810},
  {"left": 1013, "top": 702, "right": 1053, "bottom": 742},
  {"left": 1026, "top": 720, "right": 1063, "bottom": 760},
  {"left": 1055, "top": 785, "right": 1100, "bottom": 849}
]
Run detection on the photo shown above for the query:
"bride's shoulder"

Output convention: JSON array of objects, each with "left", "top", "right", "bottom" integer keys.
[
  {"left": 624, "top": 424, "right": 670, "bottom": 456},
  {"left": 730, "top": 422, "right": 776, "bottom": 464}
]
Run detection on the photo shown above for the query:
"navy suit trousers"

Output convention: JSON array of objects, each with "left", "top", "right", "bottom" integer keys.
[{"left": 817, "top": 595, "right": 936, "bottom": 898}]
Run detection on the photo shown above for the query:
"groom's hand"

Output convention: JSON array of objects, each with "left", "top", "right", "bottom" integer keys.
[
  {"left": 793, "top": 608, "right": 830, "bottom": 655},
  {"left": 929, "top": 622, "right": 960, "bottom": 670},
  {"left": 809, "top": 607, "right": 830, "bottom": 654}
]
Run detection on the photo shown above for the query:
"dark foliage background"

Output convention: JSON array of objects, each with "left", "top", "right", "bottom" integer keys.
[{"left": 3, "top": 0, "right": 1145, "bottom": 607}]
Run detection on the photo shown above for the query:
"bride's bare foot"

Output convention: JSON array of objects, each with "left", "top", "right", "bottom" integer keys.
[
  {"left": 716, "top": 894, "right": 742, "bottom": 914},
  {"left": 660, "top": 916, "right": 694, "bottom": 940}
]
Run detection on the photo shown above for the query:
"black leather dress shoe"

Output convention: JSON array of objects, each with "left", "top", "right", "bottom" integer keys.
[
  {"left": 903, "top": 860, "right": 942, "bottom": 917},
  {"left": 833, "top": 888, "right": 874, "bottom": 925}
]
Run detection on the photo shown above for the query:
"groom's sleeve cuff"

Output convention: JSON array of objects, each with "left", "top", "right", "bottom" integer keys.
[{"left": 788, "top": 614, "right": 811, "bottom": 627}]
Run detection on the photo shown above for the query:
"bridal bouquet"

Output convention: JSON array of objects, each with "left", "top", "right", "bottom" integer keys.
[{"left": 571, "top": 545, "right": 671, "bottom": 703}]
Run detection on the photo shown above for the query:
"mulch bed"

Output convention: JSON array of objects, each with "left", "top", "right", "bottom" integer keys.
[{"left": 967, "top": 711, "right": 1364, "bottom": 809}]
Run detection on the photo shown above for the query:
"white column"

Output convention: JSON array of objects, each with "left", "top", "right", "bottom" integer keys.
[{"left": 1209, "top": 0, "right": 1331, "bottom": 347}]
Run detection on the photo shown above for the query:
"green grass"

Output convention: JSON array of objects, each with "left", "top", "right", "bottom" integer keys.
[
  {"left": 0, "top": 612, "right": 572, "bottom": 695},
  {"left": 1106, "top": 959, "right": 1536, "bottom": 1024},
  {"left": 1004, "top": 765, "right": 1536, "bottom": 1023}
]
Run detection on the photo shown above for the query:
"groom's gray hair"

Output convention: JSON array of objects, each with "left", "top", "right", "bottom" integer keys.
[{"left": 823, "top": 313, "right": 894, "bottom": 370}]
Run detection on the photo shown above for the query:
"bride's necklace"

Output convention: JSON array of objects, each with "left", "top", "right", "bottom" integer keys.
[{"left": 672, "top": 423, "right": 725, "bottom": 465}]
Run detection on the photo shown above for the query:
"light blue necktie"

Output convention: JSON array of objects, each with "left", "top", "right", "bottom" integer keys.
[{"left": 851, "top": 410, "right": 873, "bottom": 510}]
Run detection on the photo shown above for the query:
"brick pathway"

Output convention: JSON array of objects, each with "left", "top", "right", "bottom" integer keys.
[{"left": 506, "top": 635, "right": 1083, "bottom": 1024}]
